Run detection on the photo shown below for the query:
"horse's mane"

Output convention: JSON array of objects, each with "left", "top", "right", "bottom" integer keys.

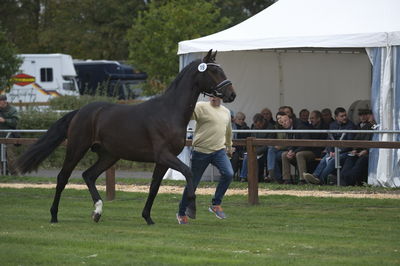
[{"left": 164, "top": 58, "right": 202, "bottom": 93}]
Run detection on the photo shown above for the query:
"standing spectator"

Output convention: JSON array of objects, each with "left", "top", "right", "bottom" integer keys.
[
  {"left": 279, "top": 113, "right": 315, "bottom": 184},
  {"left": 304, "top": 107, "right": 356, "bottom": 185},
  {"left": 0, "top": 95, "right": 19, "bottom": 174},
  {"left": 321, "top": 108, "right": 334, "bottom": 129},
  {"left": 0, "top": 95, "right": 19, "bottom": 136},
  {"left": 177, "top": 97, "right": 234, "bottom": 224}
]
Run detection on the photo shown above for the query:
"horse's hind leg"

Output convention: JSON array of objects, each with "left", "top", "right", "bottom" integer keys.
[
  {"left": 82, "top": 151, "right": 118, "bottom": 223},
  {"left": 142, "top": 164, "right": 168, "bottom": 225},
  {"left": 50, "top": 145, "right": 90, "bottom": 223}
]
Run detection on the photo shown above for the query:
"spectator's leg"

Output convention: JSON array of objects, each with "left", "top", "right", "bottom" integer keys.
[
  {"left": 239, "top": 154, "right": 248, "bottom": 181},
  {"left": 312, "top": 154, "right": 329, "bottom": 180},
  {"left": 281, "top": 151, "right": 291, "bottom": 182},
  {"left": 296, "top": 151, "right": 315, "bottom": 181},
  {"left": 340, "top": 155, "right": 357, "bottom": 186}
]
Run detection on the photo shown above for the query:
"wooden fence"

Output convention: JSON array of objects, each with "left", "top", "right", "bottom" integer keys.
[{"left": 1, "top": 137, "right": 400, "bottom": 204}]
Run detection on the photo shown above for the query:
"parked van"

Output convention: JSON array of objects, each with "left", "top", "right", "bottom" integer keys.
[
  {"left": 73, "top": 60, "right": 147, "bottom": 99},
  {"left": 8, "top": 54, "right": 79, "bottom": 103}
]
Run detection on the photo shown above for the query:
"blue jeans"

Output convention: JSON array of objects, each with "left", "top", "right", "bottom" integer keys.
[
  {"left": 178, "top": 149, "right": 233, "bottom": 216},
  {"left": 267, "top": 147, "right": 284, "bottom": 181},
  {"left": 239, "top": 154, "right": 266, "bottom": 181},
  {"left": 313, "top": 153, "right": 348, "bottom": 183}
]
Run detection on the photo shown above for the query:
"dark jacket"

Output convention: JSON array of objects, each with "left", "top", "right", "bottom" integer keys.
[
  {"left": 0, "top": 104, "right": 19, "bottom": 137},
  {"left": 327, "top": 119, "right": 357, "bottom": 153},
  {"left": 286, "top": 119, "right": 314, "bottom": 154}
]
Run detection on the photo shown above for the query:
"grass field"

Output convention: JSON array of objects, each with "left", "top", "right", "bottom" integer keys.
[{"left": 0, "top": 186, "right": 399, "bottom": 265}]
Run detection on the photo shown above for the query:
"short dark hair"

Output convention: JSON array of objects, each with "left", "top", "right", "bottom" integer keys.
[
  {"left": 311, "top": 110, "right": 322, "bottom": 119},
  {"left": 358, "top": 109, "right": 372, "bottom": 115},
  {"left": 0, "top": 95, "right": 7, "bottom": 101},
  {"left": 321, "top": 108, "right": 332, "bottom": 115},
  {"left": 334, "top": 107, "right": 346, "bottom": 116},
  {"left": 253, "top": 113, "right": 264, "bottom": 123}
]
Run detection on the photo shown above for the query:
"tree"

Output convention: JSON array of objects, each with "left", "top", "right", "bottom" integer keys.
[
  {"left": 126, "top": 0, "right": 230, "bottom": 94},
  {"left": 0, "top": 28, "right": 22, "bottom": 92}
]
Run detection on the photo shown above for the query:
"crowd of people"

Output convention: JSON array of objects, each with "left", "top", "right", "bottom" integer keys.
[{"left": 231, "top": 105, "right": 376, "bottom": 186}]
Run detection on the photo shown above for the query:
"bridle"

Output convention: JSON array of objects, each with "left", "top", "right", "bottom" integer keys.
[{"left": 198, "top": 62, "right": 232, "bottom": 98}]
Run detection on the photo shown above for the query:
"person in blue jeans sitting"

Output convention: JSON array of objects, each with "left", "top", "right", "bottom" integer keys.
[
  {"left": 177, "top": 97, "right": 234, "bottom": 224},
  {"left": 304, "top": 107, "right": 356, "bottom": 185}
]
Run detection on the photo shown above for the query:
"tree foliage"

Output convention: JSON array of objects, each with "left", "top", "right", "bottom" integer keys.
[
  {"left": 0, "top": 28, "right": 21, "bottom": 91},
  {"left": 126, "top": 0, "right": 231, "bottom": 93}
]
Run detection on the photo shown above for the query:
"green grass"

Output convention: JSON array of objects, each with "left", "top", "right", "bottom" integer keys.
[{"left": 0, "top": 187, "right": 399, "bottom": 265}]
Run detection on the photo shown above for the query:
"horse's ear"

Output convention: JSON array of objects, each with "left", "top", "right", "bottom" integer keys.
[
  {"left": 211, "top": 51, "right": 217, "bottom": 61},
  {"left": 203, "top": 49, "right": 213, "bottom": 63}
]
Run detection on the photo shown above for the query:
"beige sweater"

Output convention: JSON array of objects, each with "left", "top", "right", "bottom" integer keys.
[{"left": 191, "top": 101, "right": 232, "bottom": 154}]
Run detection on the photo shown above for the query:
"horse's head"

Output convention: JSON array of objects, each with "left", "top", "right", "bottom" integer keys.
[{"left": 196, "top": 50, "right": 236, "bottom": 103}]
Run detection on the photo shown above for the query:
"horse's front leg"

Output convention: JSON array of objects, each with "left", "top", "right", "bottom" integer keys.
[
  {"left": 152, "top": 153, "right": 197, "bottom": 221},
  {"left": 142, "top": 164, "right": 168, "bottom": 225}
]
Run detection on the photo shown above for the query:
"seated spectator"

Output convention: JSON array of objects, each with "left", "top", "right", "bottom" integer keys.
[
  {"left": 230, "top": 112, "right": 250, "bottom": 177},
  {"left": 303, "top": 107, "right": 357, "bottom": 185},
  {"left": 261, "top": 107, "right": 276, "bottom": 126},
  {"left": 299, "top": 108, "right": 312, "bottom": 128},
  {"left": 309, "top": 110, "right": 327, "bottom": 157},
  {"left": 240, "top": 113, "right": 275, "bottom": 182},
  {"left": 265, "top": 111, "right": 288, "bottom": 183},
  {"left": 321, "top": 108, "right": 334, "bottom": 129},
  {"left": 339, "top": 109, "right": 375, "bottom": 186},
  {"left": 279, "top": 113, "right": 316, "bottom": 184}
]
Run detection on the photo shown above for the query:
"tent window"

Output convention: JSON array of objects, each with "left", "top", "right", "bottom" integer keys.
[{"left": 40, "top": 68, "right": 53, "bottom": 82}]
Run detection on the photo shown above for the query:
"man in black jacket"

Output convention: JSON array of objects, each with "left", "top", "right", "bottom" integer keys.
[{"left": 279, "top": 113, "right": 315, "bottom": 184}]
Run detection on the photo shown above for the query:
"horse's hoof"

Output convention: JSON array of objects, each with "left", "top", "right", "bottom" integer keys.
[
  {"left": 50, "top": 219, "right": 58, "bottom": 223},
  {"left": 146, "top": 218, "right": 155, "bottom": 225},
  {"left": 92, "top": 212, "right": 101, "bottom": 223},
  {"left": 185, "top": 207, "right": 196, "bottom": 219}
]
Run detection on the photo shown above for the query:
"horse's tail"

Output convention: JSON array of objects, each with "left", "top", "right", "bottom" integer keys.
[{"left": 16, "top": 109, "right": 79, "bottom": 174}]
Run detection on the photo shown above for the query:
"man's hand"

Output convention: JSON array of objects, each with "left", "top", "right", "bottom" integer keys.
[
  {"left": 0, "top": 117, "right": 5, "bottom": 123},
  {"left": 226, "top": 147, "right": 235, "bottom": 158}
]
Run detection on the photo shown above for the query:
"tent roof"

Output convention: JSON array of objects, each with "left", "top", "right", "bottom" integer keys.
[{"left": 178, "top": 0, "right": 400, "bottom": 54}]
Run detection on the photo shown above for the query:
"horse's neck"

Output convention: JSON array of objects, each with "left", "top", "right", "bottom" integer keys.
[{"left": 163, "top": 74, "right": 200, "bottom": 126}]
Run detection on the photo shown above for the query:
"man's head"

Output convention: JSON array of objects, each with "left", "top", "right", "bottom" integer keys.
[
  {"left": 279, "top": 105, "right": 294, "bottom": 117},
  {"left": 358, "top": 109, "right": 371, "bottom": 124},
  {"left": 252, "top": 113, "right": 265, "bottom": 129},
  {"left": 299, "top": 109, "right": 310, "bottom": 123},
  {"left": 310, "top": 110, "right": 322, "bottom": 127},
  {"left": 0, "top": 95, "right": 7, "bottom": 108},
  {"left": 234, "top": 112, "right": 246, "bottom": 126},
  {"left": 209, "top": 96, "right": 221, "bottom": 107},
  {"left": 279, "top": 113, "right": 293, "bottom": 129},
  {"left": 276, "top": 111, "right": 287, "bottom": 126},
  {"left": 334, "top": 107, "right": 348, "bottom": 124},
  {"left": 321, "top": 108, "right": 333, "bottom": 124},
  {"left": 260, "top": 108, "right": 272, "bottom": 122}
]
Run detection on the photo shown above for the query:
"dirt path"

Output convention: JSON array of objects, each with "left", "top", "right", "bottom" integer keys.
[{"left": 1, "top": 183, "right": 399, "bottom": 199}]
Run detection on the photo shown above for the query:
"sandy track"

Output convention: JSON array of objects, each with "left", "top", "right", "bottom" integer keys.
[{"left": 1, "top": 183, "right": 399, "bottom": 199}]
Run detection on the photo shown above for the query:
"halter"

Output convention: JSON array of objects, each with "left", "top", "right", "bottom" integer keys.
[{"left": 198, "top": 62, "right": 232, "bottom": 98}]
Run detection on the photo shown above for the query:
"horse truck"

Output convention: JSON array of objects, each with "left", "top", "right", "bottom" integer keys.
[
  {"left": 73, "top": 60, "right": 147, "bottom": 100},
  {"left": 8, "top": 54, "right": 80, "bottom": 103}
]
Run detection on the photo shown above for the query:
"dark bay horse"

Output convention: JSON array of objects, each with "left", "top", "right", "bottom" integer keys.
[{"left": 16, "top": 50, "right": 236, "bottom": 225}]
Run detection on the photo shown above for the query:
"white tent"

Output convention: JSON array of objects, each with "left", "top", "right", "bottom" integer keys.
[{"left": 177, "top": 0, "right": 400, "bottom": 187}]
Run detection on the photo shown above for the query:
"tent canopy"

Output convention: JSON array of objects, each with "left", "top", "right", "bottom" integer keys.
[{"left": 178, "top": 0, "right": 400, "bottom": 54}]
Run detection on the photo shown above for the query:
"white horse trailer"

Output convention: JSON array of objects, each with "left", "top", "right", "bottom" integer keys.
[{"left": 9, "top": 54, "right": 79, "bottom": 103}]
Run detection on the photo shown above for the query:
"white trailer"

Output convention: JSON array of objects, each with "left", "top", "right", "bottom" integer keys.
[{"left": 8, "top": 54, "right": 79, "bottom": 103}]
